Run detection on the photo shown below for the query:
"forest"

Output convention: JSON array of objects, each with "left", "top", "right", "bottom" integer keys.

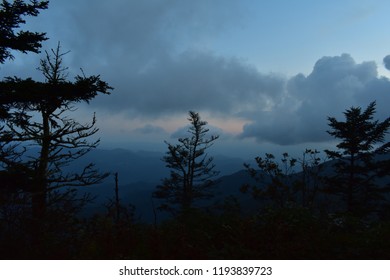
[{"left": 0, "top": 1, "right": 390, "bottom": 259}]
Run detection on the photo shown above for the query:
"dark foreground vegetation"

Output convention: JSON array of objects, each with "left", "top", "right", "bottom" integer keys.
[
  {"left": 0, "top": 1, "right": 389, "bottom": 259},
  {"left": 2, "top": 204, "right": 390, "bottom": 259}
]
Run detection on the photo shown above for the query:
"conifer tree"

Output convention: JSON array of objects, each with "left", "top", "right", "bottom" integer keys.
[
  {"left": 0, "top": 0, "right": 48, "bottom": 63},
  {"left": 325, "top": 101, "right": 390, "bottom": 216},
  {"left": 153, "top": 111, "right": 219, "bottom": 215},
  {"left": 0, "top": 43, "right": 112, "bottom": 220}
]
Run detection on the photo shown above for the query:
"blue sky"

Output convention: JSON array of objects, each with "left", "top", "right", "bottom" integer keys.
[{"left": 1, "top": 0, "right": 390, "bottom": 158}]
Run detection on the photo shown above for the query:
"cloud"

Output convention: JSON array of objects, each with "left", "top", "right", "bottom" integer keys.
[
  {"left": 1, "top": 0, "right": 247, "bottom": 93},
  {"left": 50, "top": 0, "right": 244, "bottom": 73},
  {"left": 383, "top": 55, "right": 390, "bottom": 71},
  {"left": 33, "top": 0, "right": 278, "bottom": 119},
  {"left": 91, "top": 50, "right": 285, "bottom": 118},
  {"left": 3, "top": 2, "right": 390, "bottom": 148},
  {"left": 240, "top": 54, "right": 390, "bottom": 145}
]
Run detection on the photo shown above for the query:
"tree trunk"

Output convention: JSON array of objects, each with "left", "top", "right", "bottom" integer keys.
[
  {"left": 31, "top": 108, "right": 50, "bottom": 244},
  {"left": 347, "top": 153, "right": 355, "bottom": 214}
]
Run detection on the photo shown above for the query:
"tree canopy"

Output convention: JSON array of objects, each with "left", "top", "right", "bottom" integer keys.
[
  {"left": 0, "top": 43, "right": 112, "bottom": 222},
  {"left": 154, "top": 111, "right": 219, "bottom": 215},
  {"left": 325, "top": 101, "right": 390, "bottom": 216},
  {"left": 0, "top": 0, "right": 49, "bottom": 63}
]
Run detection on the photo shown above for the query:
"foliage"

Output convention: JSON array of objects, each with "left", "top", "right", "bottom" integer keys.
[
  {"left": 0, "top": 43, "right": 112, "bottom": 223},
  {"left": 3, "top": 203, "right": 390, "bottom": 259},
  {"left": 153, "top": 111, "right": 219, "bottom": 215},
  {"left": 242, "top": 149, "right": 325, "bottom": 211},
  {"left": 0, "top": 0, "right": 48, "bottom": 63},
  {"left": 324, "top": 101, "right": 390, "bottom": 217}
]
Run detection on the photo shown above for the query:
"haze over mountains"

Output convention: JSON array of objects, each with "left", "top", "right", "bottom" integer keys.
[
  {"left": 75, "top": 148, "right": 247, "bottom": 184},
  {"left": 70, "top": 148, "right": 389, "bottom": 223},
  {"left": 70, "top": 148, "right": 248, "bottom": 221}
]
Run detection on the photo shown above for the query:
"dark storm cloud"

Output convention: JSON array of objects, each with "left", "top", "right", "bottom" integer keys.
[
  {"left": 2, "top": 2, "right": 389, "bottom": 147},
  {"left": 2, "top": 0, "right": 247, "bottom": 97},
  {"left": 383, "top": 55, "right": 390, "bottom": 71},
  {"left": 93, "top": 50, "right": 285, "bottom": 117},
  {"left": 57, "top": 0, "right": 243, "bottom": 72},
  {"left": 240, "top": 54, "right": 390, "bottom": 145},
  {"left": 44, "top": 0, "right": 274, "bottom": 118}
]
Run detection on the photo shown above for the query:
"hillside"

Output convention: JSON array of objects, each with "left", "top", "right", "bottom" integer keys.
[{"left": 72, "top": 148, "right": 390, "bottom": 223}]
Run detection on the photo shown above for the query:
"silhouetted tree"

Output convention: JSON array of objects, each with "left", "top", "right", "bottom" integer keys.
[
  {"left": 0, "top": 43, "right": 112, "bottom": 221},
  {"left": 0, "top": 0, "right": 48, "bottom": 169},
  {"left": 154, "top": 111, "right": 219, "bottom": 215},
  {"left": 242, "top": 149, "right": 325, "bottom": 210},
  {"left": 243, "top": 153, "right": 297, "bottom": 209},
  {"left": 0, "top": 0, "right": 48, "bottom": 63},
  {"left": 104, "top": 172, "right": 135, "bottom": 225},
  {"left": 325, "top": 101, "right": 390, "bottom": 217},
  {"left": 297, "top": 149, "right": 325, "bottom": 209}
]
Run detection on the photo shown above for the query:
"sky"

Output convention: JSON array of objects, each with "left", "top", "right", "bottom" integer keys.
[{"left": 1, "top": 0, "right": 390, "bottom": 159}]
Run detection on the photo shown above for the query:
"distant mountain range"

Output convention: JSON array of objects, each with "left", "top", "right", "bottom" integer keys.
[
  {"left": 71, "top": 148, "right": 247, "bottom": 184},
  {"left": 62, "top": 148, "right": 390, "bottom": 223},
  {"left": 70, "top": 148, "right": 248, "bottom": 221}
]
